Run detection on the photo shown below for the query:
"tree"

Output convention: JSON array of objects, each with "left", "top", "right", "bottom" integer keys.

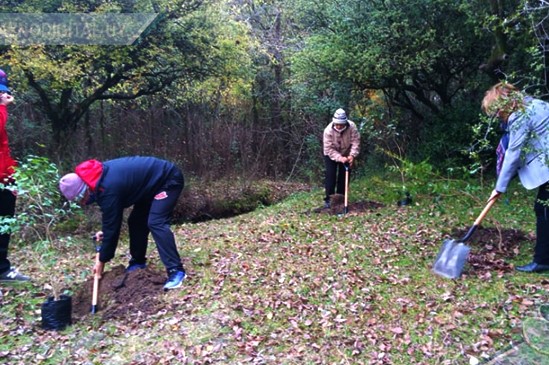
[
  {"left": 289, "top": 0, "right": 493, "bottom": 120},
  {"left": 0, "top": 0, "right": 219, "bottom": 155},
  {"left": 518, "top": 0, "right": 549, "bottom": 94},
  {"left": 223, "top": 0, "right": 304, "bottom": 176}
]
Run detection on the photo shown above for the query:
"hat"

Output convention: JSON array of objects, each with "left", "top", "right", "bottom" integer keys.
[
  {"left": 0, "top": 69, "right": 10, "bottom": 93},
  {"left": 332, "top": 108, "right": 348, "bottom": 124},
  {"left": 59, "top": 173, "right": 87, "bottom": 201}
]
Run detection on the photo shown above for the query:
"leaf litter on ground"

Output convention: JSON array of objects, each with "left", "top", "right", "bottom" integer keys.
[{"left": 1, "top": 179, "right": 549, "bottom": 364}]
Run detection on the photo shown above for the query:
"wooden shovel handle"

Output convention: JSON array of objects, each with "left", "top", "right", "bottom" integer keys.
[
  {"left": 473, "top": 195, "right": 499, "bottom": 226},
  {"left": 92, "top": 275, "right": 99, "bottom": 304},
  {"left": 461, "top": 195, "right": 499, "bottom": 242},
  {"left": 91, "top": 251, "right": 100, "bottom": 312}
]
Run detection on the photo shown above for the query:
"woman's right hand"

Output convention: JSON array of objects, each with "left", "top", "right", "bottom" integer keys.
[
  {"left": 93, "top": 231, "right": 104, "bottom": 242},
  {"left": 489, "top": 189, "right": 501, "bottom": 202}
]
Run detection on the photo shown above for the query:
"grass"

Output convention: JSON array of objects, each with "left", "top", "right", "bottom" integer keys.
[{"left": 1, "top": 171, "right": 549, "bottom": 364}]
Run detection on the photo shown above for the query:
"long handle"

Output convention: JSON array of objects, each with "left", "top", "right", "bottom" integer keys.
[
  {"left": 91, "top": 250, "right": 100, "bottom": 314},
  {"left": 91, "top": 274, "right": 99, "bottom": 313},
  {"left": 343, "top": 164, "right": 350, "bottom": 214},
  {"left": 460, "top": 196, "right": 499, "bottom": 243}
]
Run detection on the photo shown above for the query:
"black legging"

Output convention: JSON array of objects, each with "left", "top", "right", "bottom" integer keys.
[
  {"left": 534, "top": 182, "right": 549, "bottom": 264},
  {"left": 324, "top": 155, "right": 349, "bottom": 203},
  {"left": 0, "top": 187, "right": 16, "bottom": 274}
]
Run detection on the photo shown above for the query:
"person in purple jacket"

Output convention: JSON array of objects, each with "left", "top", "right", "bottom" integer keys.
[
  {"left": 482, "top": 82, "right": 549, "bottom": 273},
  {"left": 59, "top": 156, "right": 186, "bottom": 290}
]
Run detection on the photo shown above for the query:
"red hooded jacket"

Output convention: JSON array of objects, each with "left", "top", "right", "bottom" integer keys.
[
  {"left": 75, "top": 159, "right": 103, "bottom": 192},
  {"left": 0, "top": 104, "right": 16, "bottom": 183}
]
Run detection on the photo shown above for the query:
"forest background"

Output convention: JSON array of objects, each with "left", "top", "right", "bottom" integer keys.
[{"left": 1, "top": 0, "right": 548, "bottom": 211}]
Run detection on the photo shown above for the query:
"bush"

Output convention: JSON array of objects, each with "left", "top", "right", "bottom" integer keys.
[
  {"left": 0, "top": 155, "right": 76, "bottom": 245},
  {"left": 0, "top": 155, "right": 83, "bottom": 299}
]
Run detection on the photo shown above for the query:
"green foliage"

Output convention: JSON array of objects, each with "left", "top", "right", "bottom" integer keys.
[
  {"left": 0, "top": 0, "right": 547, "bottom": 188},
  {"left": 0, "top": 0, "right": 218, "bottom": 153},
  {"left": 298, "top": 133, "right": 323, "bottom": 183},
  {"left": 377, "top": 148, "right": 487, "bottom": 209},
  {"left": 289, "top": 0, "right": 490, "bottom": 116},
  {"left": 0, "top": 155, "right": 75, "bottom": 243},
  {"left": 466, "top": 113, "right": 500, "bottom": 182},
  {"left": 0, "top": 155, "right": 82, "bottom": 299},
  {"left": 381, "top": 149, "right": 444, "bottom": 199},
  {"left": 164, "top": 1, "right": 256, "bottom": 110},
  {"left": 483, "top": 0, "right": 546, "bottom": 90},
  {"left": 412, "top": 101, "right": 483, "bottom": 171}
]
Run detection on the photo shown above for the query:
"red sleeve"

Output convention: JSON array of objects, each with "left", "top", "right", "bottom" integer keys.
[
  {"left": 0, "top": 104, "right": 16, "bottom": 181},
  {"left": 0, "top": 105, "right": 7, "bottom": 129}
]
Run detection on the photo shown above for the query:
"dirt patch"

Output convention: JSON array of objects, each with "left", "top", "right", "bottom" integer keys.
[
  {"left": 450, "top": 227, "right": 533, "bottom": 276},
  {"left": 72, "top": 265, "right": 169, "bottom": 321}
]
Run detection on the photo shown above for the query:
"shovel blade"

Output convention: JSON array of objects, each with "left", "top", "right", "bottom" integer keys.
[{"left": 432, "top": 239, "right": 471, "bottom": 279}]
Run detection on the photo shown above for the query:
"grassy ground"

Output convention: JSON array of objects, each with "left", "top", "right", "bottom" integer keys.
[{"left": 1, "top": 172, "right": 549, "bottom": 364}]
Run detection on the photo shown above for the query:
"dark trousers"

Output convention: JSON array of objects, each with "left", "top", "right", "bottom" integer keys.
[
  {"left": 0, "top": 188, "right": 16, "bottom": 274},
  {"left": 324, "top": 155, "right": 349, "bottom": 203},
  {"left": 127, "top": 169, "right": 185, "bottom": 273},
  {"left": 534, "top": 182, "right": 549, "bottom": 264}
]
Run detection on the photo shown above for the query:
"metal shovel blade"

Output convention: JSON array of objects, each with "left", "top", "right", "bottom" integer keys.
[{"left": 432, "top": 239, "right": 471, "bottom": 279}]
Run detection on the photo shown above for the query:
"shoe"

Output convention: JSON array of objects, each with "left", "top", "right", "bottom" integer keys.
[
  {"left": 163, "top": 270, "right": 185, "bottom": 290},
  {"left": 324, "top": 201, "right": 330, "bottom": 209},
  {"left": 515, "top": 262, "right": 549, "bottom": 273},
  {"left": 126, "top": 263, "right": 147, "bottom": 272},
  {"left": 0, "top": 268, "right": 30, "bottom": 282}
]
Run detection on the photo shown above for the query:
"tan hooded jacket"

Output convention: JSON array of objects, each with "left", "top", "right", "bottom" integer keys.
[{"left": 323, "top": 121, "right": 361, "bottom": 162}]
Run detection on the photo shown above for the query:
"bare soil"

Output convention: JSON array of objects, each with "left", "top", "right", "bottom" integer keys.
[
  {"left": 456, "top": 226, "right": 532, "bottom": 277},
  {"left": 72, "top": 265, "right": 169, "bottom": 321}
]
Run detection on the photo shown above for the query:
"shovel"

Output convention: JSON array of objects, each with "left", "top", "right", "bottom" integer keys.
[{"left": 432, "top": 196, "right": 499, "bottom": 279}]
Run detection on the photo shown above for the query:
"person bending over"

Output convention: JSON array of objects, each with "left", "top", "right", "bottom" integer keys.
[{"left": 59, "top": 156, "right": 186, "bottom": 289}]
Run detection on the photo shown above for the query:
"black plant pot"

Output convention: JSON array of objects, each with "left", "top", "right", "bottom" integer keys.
[
  {"left": 41, "top": 295, "right": 72, "bottom": 331},
  {"left": 397, "top": 192, "right": 412, "bottom": 206}
]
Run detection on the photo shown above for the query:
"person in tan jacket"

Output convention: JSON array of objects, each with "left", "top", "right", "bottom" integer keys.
[{"left": 322, "top": 108, "right": 360, "bottom": 208}]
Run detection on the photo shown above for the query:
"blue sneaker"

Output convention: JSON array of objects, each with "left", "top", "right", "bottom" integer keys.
[
  {"left": 126, "top": 263, "right": 147, "bottom": 272},
  {"left": 163, "top": 270, "right": 185, "bottom": 290}
]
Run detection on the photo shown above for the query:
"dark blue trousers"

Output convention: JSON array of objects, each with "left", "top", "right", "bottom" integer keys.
[{"left": 127, "top": 169, "right": 184, "bottom": 273}]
